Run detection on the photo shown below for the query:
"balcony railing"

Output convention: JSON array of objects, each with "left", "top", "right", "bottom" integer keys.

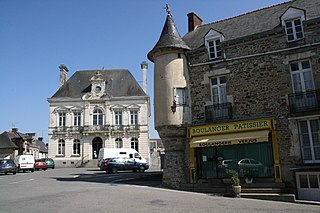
[
  {"left": 51, "top": 125, "right": 109, "bottom": 134},
  {"left": 127, "top": 124, "right": 140, "bottom": 131},
  {"left": 205, "top": 102, "right": 233, "bottom": 122},
  {"left": 288, "top": 90, "right": 320, "bottom": 113}
]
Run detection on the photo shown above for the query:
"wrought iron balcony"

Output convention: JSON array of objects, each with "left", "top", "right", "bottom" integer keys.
[
  {"left": 288, "top": 90, "right": 320, "bottom": 113},
  {"left": 205, "top": 102, "right": 233, "bottom": 122},
  {"left": 112, "top": 125, "right": 124, "bottom": 131},
  {"left": 127, "top": 124, "right": 140, "bottom": 131}
]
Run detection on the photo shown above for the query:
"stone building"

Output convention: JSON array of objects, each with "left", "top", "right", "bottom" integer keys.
[
  {"left": 148, "top": 0, "right": 320, "bottom": 201},
  {"left": 47, "top": 64, "right": 150, "bottom": 168}
]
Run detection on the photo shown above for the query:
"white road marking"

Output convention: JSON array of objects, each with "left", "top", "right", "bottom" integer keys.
[{"left": 9, "top": 179, "right": 34, "bottom": 184}]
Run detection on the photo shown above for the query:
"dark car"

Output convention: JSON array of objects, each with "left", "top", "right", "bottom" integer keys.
[
  {"left": 0, "top": 159, "right": 17, "bottom": 175},
  {"left": 43, "top": 158, "right": 55, "bottom": 169},
  {"left": 100, "top": 157, "right": 149, "bottom": 173},
  {"left": 35, "top": 159, "right": 47, "bottom": 171}
]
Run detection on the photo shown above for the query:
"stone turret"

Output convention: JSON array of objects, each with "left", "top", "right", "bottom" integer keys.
[{"left": 148, "top": 5, "right": 191, "bottom": 187}]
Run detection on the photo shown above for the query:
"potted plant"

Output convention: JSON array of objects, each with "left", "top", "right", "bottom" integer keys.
[
  {"left": 228, "top": 170, "right": 241, "bottom": 197},
  {"left": 244, "top": 170, "right": 253, "bottom": 184}
]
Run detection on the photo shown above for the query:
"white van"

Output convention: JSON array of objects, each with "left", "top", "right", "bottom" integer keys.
[
  {"left": 15, "top": 155, "right": 35, "bottom": 172},
  {"left": 98, "top": 148, "right": 147, "bottom": 167}
]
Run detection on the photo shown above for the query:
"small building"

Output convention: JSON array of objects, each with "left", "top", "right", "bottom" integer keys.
[{"left": 47, "top": 64, "right": 150, "bottom": 167}]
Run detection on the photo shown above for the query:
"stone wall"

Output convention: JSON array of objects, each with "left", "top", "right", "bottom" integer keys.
[
  {"left": 156, "top": 125, "right": 189, "bottom": 188},
  {"left": 187, "top": 19, "right": 320, "bottom": 185}
]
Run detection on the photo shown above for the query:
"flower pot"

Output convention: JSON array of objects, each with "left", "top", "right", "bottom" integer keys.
[{"left": 232, "top": 185, "right": 241, "bottom": 197}]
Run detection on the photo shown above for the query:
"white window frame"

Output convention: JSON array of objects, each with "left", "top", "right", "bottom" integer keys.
[
  {"left": 73, "top": 139, "right": 80, "bottom": 155},
  {"left": 115, "top": 111, "right": 122, "bottom": 126},
  {"left": 130, "top": 111, "right": 138, "bottom": 125},
  {"left": 298, "top": 118, "right": 320, "bottom": 163},
  {"left": 290, "top": 60, "right": 314, "bottom": 93},
  {"left": 280, "top": 7, "right": 305, "bottom": 42},
  {"left": 73, "top": 112, "right": 81, "bottom": 126},
  {"left": 210, "top": 76, "right": 227, "bottom": 105},
  {"left": 57, "top": 139, "right": 65, "bottom": 156},
  {"left": 131, "top": 137, "right": 139, "bottom": 152},
  {"left": 58, "top": 112, "right": 66, "bottom": 127},
  {"left": 115, "top": 138, "right": 123, "bottom": 148},
  {"left": 204, "top": 29, "right": 224, "bottom": 60},
  {"left": 174, "top": 88, "right": 186, "bottom": 105},
  {"left": 285, "top": 18, "right": 304, "bottom": 42},
  {"left": 93, "top": 109, "right": 103, "bottom": 126}
]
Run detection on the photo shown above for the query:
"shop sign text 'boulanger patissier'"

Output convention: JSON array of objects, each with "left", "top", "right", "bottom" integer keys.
[{"left": 189, "top": 119, "right": 272, "bottom": 137}]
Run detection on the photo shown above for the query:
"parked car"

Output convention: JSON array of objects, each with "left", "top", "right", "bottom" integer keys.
[
  {"left": 100, "top": 157, "right": 149, "bottom": 173},
  {"left": 35, "top": 159, "right": 47, "bottom": 171},
  {"left": 0, "top": 159, "right": 17, "bottom": 175},
  {"left": 43, "top": 158, "right": 55, "bottom": 169},
  {"left": 15, "top": 155, "right": 35, "bottom": 172}
]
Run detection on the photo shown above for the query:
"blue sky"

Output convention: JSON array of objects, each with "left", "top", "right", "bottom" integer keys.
[{"left": 0, "top": 0, "right": 288, "bottom": 141}]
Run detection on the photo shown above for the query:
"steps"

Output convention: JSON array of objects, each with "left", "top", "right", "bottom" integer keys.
[{"left": 181, "top": 178, "right": 296, "bottom": 203}]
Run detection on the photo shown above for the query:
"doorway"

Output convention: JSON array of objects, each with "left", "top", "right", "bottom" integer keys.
[{"left": 92, "top": 137, "right": 103, "bottom": 159}]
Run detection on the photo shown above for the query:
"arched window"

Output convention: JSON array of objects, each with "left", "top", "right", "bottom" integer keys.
[
  {"left": 93, "top": 109, "right": 103, "bottom": 125},
  {"left": 115, "top": 138, "right": 123, "bottom": 148},
  {"left": 131, "top": 137, "right": 139, "bottom": 152},
  {"left": 73, "top": 139, "right": 80, "bottom": 155},
  {"left": 58, "top": 139, "right": 65, "bottom": 155}
]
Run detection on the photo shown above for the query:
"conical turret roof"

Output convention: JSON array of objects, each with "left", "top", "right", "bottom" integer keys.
[{"left": 148, "top": 13, "right": 190, "bottom": 62}]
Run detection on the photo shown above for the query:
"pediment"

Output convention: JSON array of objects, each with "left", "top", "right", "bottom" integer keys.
[{"left": 280, "top": 7, "right": 306, "bottom": 26}]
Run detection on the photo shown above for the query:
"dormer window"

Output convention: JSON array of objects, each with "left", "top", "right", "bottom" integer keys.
[
  {"left": 285, "top": 18, "right": 304, "bottom": 41},
  {"left": 280, "top": 7, "right": 306, "bottom": 42},
  {"left": 204, "top": 29, "right": 224, "bottom": 60}
]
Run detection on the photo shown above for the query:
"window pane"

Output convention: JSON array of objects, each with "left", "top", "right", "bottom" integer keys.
[
  {"left": 301, "top": 61, "right": 310, "bottom": 69},
  {"left": 303, "top": 148, "right": 312, "bottom": 160},
  {"left": 286, "top": 28, "right": 293, "bottom": 34},
  {"left": 285, "top": 21, "right": 292, "bottom": 28},
  {"left": 309, "top": 175, "right": 319, "bottom": 188},
  {"left": 290, "top": 63, "right": 299, "bottom": 71},
  {"left": 314, "top": 147, "right": 320, "bottom": 160},
  {"left": 211, "top": 78, "right": 217, "bottom": 85},
  {"left": 220, "top": 77, "right": 226, "bottom": 84},
  {"left": 300, "top": 175, "right": 309, "bottom": 188},
  {"left": 294, "top": 19, "right": 301, "bottom": 26}
]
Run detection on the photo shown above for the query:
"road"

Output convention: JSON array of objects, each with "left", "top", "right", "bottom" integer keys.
[{"left": 0, "top": 168, "right": 319, "bottom": 213}]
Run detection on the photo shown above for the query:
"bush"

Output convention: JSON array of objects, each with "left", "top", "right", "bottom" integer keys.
[{"left": 228, "top": 169, "right": 240, "bottom": 186}]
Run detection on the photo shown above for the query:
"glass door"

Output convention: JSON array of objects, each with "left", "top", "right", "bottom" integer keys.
[{"left": 199, "top": 147, "right": 217, "bottom": 179}]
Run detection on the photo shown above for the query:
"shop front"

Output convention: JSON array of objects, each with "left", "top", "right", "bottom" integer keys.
[{"left": 188, "top": 118, "right": 282, "bottom": 183}]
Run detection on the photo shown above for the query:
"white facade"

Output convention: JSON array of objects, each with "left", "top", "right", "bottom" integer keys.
[{"left": 48, "top": 69, "right": 150, "bottom": 167}]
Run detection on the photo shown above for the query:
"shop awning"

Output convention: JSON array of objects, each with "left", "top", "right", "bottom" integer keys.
[{"left": 190, "top": 130, "right": 270, "bottom": 148}]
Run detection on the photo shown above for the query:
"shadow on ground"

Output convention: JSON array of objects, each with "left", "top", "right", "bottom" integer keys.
[{"left": 52, "top": 169, "right": 163, "bottom": 188}]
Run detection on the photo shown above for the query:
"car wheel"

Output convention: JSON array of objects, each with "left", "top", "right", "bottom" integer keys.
[
  {"left": 36, "top": 169, "right": 39, "bottom": 171},
  {"left": 31, "top": 169, "right": 34, "bottom": 173},
  {"left": 13, "top": 172, "right": 16, "bottom": 175},
  {"left": 5, "top": 172, "right": 7, "bottom": 175},
  {"left": 139, "top": 166, "right": 145, "bottom": 172},
  {"left": 111, "top": 167, "right": 118, "bottom": 174}
]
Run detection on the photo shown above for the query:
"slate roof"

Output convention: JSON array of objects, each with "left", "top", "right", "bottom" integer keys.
[
  {"left": 183, "top": 0, "right": 320, "bottom": 49},
  {"left": 51, "top": 69, "right": 146, "bottom": 98},
  {"left": 36, "top": 140, "right": 48, "bottom": 153},
  {"left": 0, "top": 132, "right": 18, "bottom": 149},
  {"left": 148, "top": 14, "right": 190, "bottom": 62}
]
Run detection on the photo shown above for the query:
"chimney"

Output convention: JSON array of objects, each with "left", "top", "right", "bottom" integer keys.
[
  {"left": 140, "top": 61, "right": 148, "bottom": 94},
  {"left": 187, "top": 12, "right": 203, "bottom": 32},
  {"left": 38, "top": 137, "right": 43, "bottom": 141},
  {"left": 12, "top": 128, "right": 18, "bottom": 133},
  {"left": 59, "top": 64, "right": 69, "bottom": 88}
]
